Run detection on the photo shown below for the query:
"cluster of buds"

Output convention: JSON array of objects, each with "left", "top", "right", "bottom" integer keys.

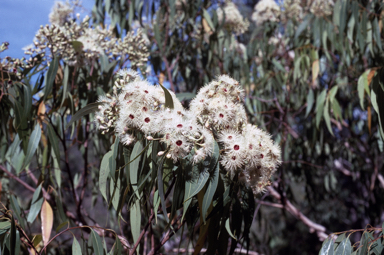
[
  {"left": 308, "top": 0, "right": 334, "bottom": 17},
  {"left": 0, "top": 43, "right": 40, "bottom": 81},
  {"left": 25, "top": 1, "right": 149, "bottom": 67},
  {"left": 281, "top": 0, "right": 304, "bottom": 23},
  {"left": 49, "top": 1, "right": 74, "bottom": 27},
  {"left": 96, "top": 70, "right": 281, "bottom": 196},
  {"left": 251, "top": 0, "right": 281, "bottom": 26},
  {"left": 217, "top": 2, "right": 249, "bottom": 35}
]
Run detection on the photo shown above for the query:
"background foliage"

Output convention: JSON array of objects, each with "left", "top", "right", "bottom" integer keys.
[{"left": 1, "top": 0, "right": 384, "bottom": 254}]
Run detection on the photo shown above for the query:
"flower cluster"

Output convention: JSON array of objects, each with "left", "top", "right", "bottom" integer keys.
[
  {"left": 0, "top": 42, "right": 40, "bottom": 81},
  {"left": 217, "top": 2, "right": 249, "bottom": 35},
  {"left": 308, "top": 0, "right": 334, "bottom": 17},
  {"left": 251, "top": 0, "right": 281, "bottom": 26},
  {"left": 281, "top": 0, "right": 304, "bottom": 23},
  {"left": 23, "top": 1, "right": 149, "bottom": 67},
  {"left": 96, "top": 70, "right": 280, "bottom": 196},
  {"left": 189, "top": 75, "right": 281, "bottom": 194},
  {"left": 49, "top": 1, "right": 74, "bottom": 26}
]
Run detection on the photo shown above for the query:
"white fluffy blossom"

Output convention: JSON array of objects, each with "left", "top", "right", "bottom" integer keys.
[
  {"left": 95, "top": 70, "right": 281, "bottom": 196},
  {"left": 252, "top": 0, "right": 281, "bottom": 26},
  {"left": 309, "top": 0, "right": 334, "bottom": 17},
  {"left": 217, "top": 2, "right": 249, "bottom": 35},
  {"left": 49, "top": 1, "right": 74, "bottom": 27}
]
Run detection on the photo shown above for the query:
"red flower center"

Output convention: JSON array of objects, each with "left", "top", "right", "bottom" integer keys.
[
  {"left": 234, "top": 145, "right": 240, "bottom": 151},
  {"left": 142, "top": 107, "right": 148, "bottom": 112},
  {"left": 259, "top": 143, "right": 262, "bottom": 147},
  {"left": 219, "top": 113, "right": 224, "bottom": 118},
  {"left": 177, "top": 124, "right": 183, "bottom": 128},
  {"left": 129, "top": 114, "right": 134, "bottom": 119},
  {"left": 231, "top": 156, "right": 236, "bottom": 160},
  {"left": 228, "top": 136, "right": 233, "bottom": 140},
  {"left": 260, "top": 154, "right": 264, "bottom": 158},
  {"left": 145, "top": 117, "right": 150, "bottom": 123},
  {"left": 144, "top": 90, "right": 149, "bottom": 93},
  {"left": 249, "top": 144, "right": 253, "bottom": 149},
  {"left": 223, "top": 88, "right": 228, "bottom": 92},
  {"left": 176, "top": 140, "right": 182, "bottom": 146}
]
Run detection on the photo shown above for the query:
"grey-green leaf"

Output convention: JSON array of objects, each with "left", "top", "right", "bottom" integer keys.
[
  {"left": 72, "top": 237, "right": 82, "bottom": 255},
  {"left": 334, "top": 238, "right": 352, "bottom": 255},
  {"left": 99, "top": 151, "right": 112, "bottom": 202},
  {"left": 43, "top": 57, "right": 59, "bottom": 102},
  {"left": 21, "top": 123, "right": 41, "bottom": 173},
  {"left": 65, "top": 102, "right": 105, "bottom": 130}
]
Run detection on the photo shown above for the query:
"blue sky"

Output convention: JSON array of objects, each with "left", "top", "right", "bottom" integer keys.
[{"left": 0, "top": 0, "right": 95, "bottom": 59}]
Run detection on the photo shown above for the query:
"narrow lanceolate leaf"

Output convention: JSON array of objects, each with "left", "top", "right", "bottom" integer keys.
[
  {"left": 371, "top": 68, "right": 384, "bottom": 138},
  {"left": 10, "top": 216, "right": 17, "bottom": 255},
  {"left": 90, "top": 229, "right": 104, "bottom": 255},
  {"left": 72, "top": 237, "right": 82, "bottom": 255},
  {"left": 130, "top": 200, "right": 141, "bottom": 253},
  {"left": 10, "top": 195, "right": 25, "bottom": 229},
  {"left": 201, "top": 163, "right": 219, "bottom": 223},
  {"left": 316, "top": 89, "right": 327, "bottom": 129},
  {"left": 60, "top": 64, "right": 69, "bottom": 107},
  {"left": 47, "top": 122, "right": 60, "bottom": 161},
  {"left": 99, "top": 151, "right": 112, "bottom": 202},
  {"left": 27, "top": 184, "right": 44, "bottom": 223},
  {"left": 319, "top": 238, "right": 334, "bottom": 255},
  {"left": 21, "top": 123, "right": 41, "bottom": 173},
  {"left": 323, "top": 100, "right": 334, "bottom": 136},
  {"left": 157, "top": 156, "right": 170, "bottom": 223},
  {"left": 43, "top": 57, "right": 59, "bottom": 102},
  {"left": 65, "top": 102, "right": 105, "bottom": 130},
  {"left": 334, "top": 237, "right": 351, "bottom": 255},
  {"left": 0, "top": 221, "right": 11, "bottom": 235},
  {"left": 202, "top": 9, "right": 215, "bottom": 32},
  {"left": 130, "top": 140, "right": 145, "bottom": 197},
  {"left": 183, "top": 168, "right": 210, "bottom": 203},
  {"left": 312, "top": 59, "right": 320, "bottom": 86},
  {"left": 225, "top": 218, "right": 236, "bottom": 240},
  {"left": 41, "top": 200, "right": 53, "bottom": 246},
  {"left": 306, "top": 89, "right": 314, "bottom": 117},
  {"left": 159, "top": 83, "right": 174, "bottom": 109},
  {"left": 358, "top": 71, "right": 369, "bottom": 110}
]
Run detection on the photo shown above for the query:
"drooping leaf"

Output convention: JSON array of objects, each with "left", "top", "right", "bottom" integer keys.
[
  {"left": 358, "top": 71, "right": 369, "bottom": 110},
  {"left": 99, "top": 151, "right": 112, "bottom": 202},
  {"left": 27, "top": 184, "right": 44, "bottom": 223},
  {"left": 323, "top": 100, "right": 334, "bottom": 136},
  {"left": 306, "top": 89, "right": 314, "bottom": 117},
  {"left": 10, "top": 195, "right": 25, "bottom": 229},
  {"left": 21, "top": 123, "right": 41, "bottom": 173},
  {"left": 319, "top": 238, "right": 334, "bottom": 255},
  {"left": 72, "top": 237, "right": 82, "bottom": 255},
  {"left": 334, "top": 237, "right": 352, "bottom": 255},
  {"left": 130, "top": 200, "right": 141, "bottom": 253},
  {"left": 60, "top": 64, "right": 69, "bottom": 107},
  {"left": 225, "top": 218, "right": 236, "bottom": 240},
  {"left": 90, "top": 229, "right": 104, "bottom": 255},
  {"left": 41, "top": 199, "right": 53, "bottom": 246},
  {"left": 130, "top": 140, "right": 145, "bottom": 197},
  {"left": 43, "top": 57, "right": 59, "bottom": 102},
  {"left": 65, "top": 102, "right": 105, "bottom": 130},
  {"left": 316, "top": 89, "right": 327, "bottom": 128}
]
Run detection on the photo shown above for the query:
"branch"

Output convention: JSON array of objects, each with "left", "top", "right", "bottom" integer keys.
[
  {"left": 0, "top": 165, "right": 35, "bottom": 193},
  {"left": 267, "top": 186, "right": 328, "bottom": 241}
]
